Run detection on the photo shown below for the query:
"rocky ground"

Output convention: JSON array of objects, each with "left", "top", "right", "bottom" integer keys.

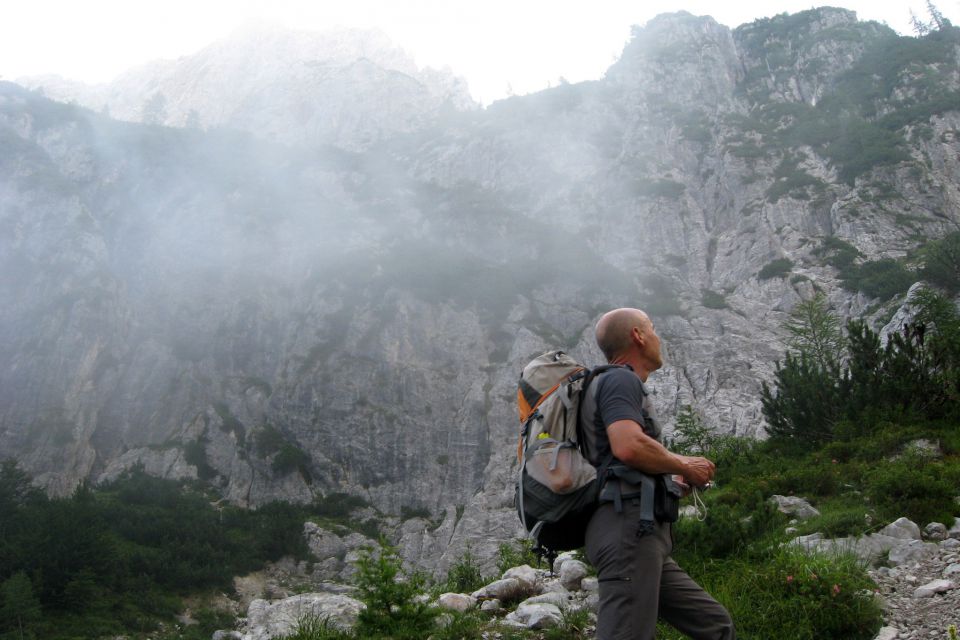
[{"left": 870, "top": 535, "right": 960, "bottom": 639}]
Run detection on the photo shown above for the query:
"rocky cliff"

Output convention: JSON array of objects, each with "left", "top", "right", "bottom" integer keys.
[{"left": 2, "top": 9, "right": 958, "bottom": 572}]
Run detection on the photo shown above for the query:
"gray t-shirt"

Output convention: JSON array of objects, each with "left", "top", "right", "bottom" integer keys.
[{"left": 581, "top": 365, "right": 661, "bottom": 467}]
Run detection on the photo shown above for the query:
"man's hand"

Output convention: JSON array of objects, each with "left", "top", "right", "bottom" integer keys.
[
  {"left": 672, "top": 475, "right": 692, "bottom": 498},
  {"left": 679, "top": 455, "right": 715, "bottom": 488}
]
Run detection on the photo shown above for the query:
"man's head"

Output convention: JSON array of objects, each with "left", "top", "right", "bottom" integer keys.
[{"left": 595, "top": 308, "right": 663, "bottom": 377}]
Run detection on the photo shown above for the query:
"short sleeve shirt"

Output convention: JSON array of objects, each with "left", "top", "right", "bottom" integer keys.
[{"left": 582, "top": 366, "right": 661, "bottom": 466}]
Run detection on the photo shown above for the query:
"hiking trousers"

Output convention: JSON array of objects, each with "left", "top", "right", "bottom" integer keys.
[{"left": 585, "top": 498, "right": 736, "bottom": 640}]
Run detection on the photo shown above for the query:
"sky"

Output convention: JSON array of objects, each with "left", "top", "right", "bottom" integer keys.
[{"left": 2, "top": 0, "right": 958, "bottom": 105}]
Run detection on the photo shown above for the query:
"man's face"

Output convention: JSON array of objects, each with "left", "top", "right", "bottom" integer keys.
[
  {"left": 638, "top": 313, "right": 663, "bottom": 372},
  {"left": 645, "top": 322, "right": 663, "bottom": 371}
]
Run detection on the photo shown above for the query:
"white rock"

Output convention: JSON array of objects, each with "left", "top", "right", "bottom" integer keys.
[
  {"left": 913, "top": 579, "right": 955, "bottom": 598},
  {"left": 436, "top": 593, "right": 477, "bottom": 612},
  {"left": 242, "top": 593, "right": 364, "bottom": 640},
  {"left": 948, "top": 517, "right": 960, "bottom": 540},
  {"left": 472, "top": 578, "right": 531, "bottom": 603},
  {"left": 503, "top": 565, "right": 538, "bottom": 591},
  {"left": 584, "top": 592, "right": 600, "bottom": 613},
  {"left": 480, "top": 598, "right": 502, "bottom": 613},
  {"left": 559, "top": 559, "right": 589, "bottom": 591},
  {"left": 553, "top": 552, "right": 578, "bottom": 573},
  {"left": 943, "top": 563, "right": 960, "bottom": 578},
  {"left": 872, "top": 626, "right": 898, "bottom": 640},
  {"left": 879, "top": 518, "right": 922, "bottom": 541},
  {"left": 787, "top": 532, "right": 823, "bottom": 550},
  {"left": 581, "top": 577, "right": 599, "bottom": 592},
  {"left": 523, "top": 591, "right": 573, "bottom": 610},
  {"left": 507, "top": 602, "right": 563, "bottom": 629},
  {"left": 888, "top": 540, "right": 939, "bottom": 567},
  {"left": 770, "top": 495, "right": 820, "bottom": 519},
  {"left": 942, "top": 538, "right": 960, "bottom": 550},
  {"left": 540, "top": 579, "right": 568, "bottom": 594},
  {"left": 924, "top": 522, "right": 947, "bottom": 541}
]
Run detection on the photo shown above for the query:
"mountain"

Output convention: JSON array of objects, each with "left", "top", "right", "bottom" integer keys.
[
  {"left": 2, "top": 9, "right": 958, "bottom": 571},
  {"left": 20, "top": 24, "right": 476, "bottom": 150}
]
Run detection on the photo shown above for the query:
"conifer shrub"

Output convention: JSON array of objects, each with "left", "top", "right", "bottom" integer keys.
[
  {"left": 352, "top": 539, "right": 437, "bottom": 640},
  {"left": 701, "top": 289, "right": 729, "bottom": 309},
  {"left": 758, "top": 258, "right": 794, "bottom": 280},
  {"left": 441, "top": 549, "right": 486, "bottom": 594},
  {"left": 864, "top": 455, "right": 959, "bottom": 525},
  {"left": 496, "top": 539, "right": 540, "bottom": 574}
]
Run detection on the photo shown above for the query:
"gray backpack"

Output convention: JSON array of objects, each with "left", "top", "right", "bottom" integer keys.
[{"left": 514, "top": 351, "right": 619, "bottom": 558}]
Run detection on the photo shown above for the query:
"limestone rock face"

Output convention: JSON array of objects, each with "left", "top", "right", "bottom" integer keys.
[
  {"left": 241, "top": 593, "right": 364, "bottom": 640},
  {"left": 2, "top": 7, "right": 960, "bottom": 576}
]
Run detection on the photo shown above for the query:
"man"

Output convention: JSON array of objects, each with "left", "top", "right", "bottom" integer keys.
[{"left": 581, "top": 307, "right": 735, "bottom": 640}]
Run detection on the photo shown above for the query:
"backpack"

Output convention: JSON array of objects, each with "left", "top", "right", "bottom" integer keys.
[{"left": 514, "top": 350, "right": 618, "bottom": 561}]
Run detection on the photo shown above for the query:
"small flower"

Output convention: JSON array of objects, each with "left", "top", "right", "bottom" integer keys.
[
  {"left": 832, "top": 584, "right": 841, "bottom": 596},
  {"left": 786, "top": 575, "right": 794, "bottom": 583},
  {"left": 831, "top": 459, "right": 838, "bottom": 464}
]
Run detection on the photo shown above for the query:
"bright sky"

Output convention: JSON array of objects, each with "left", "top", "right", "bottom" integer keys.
[{"left": 2, "top": 0, "right": 957, "bottom": 105}]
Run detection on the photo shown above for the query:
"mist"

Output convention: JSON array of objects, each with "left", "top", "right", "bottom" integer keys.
[{"left": 1, "top": 9, "right": 958, "bottom": 532}]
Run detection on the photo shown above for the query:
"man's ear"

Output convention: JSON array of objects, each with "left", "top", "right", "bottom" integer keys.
[{"left": 631, "top": 325, "right": 645, "bottom": 347}]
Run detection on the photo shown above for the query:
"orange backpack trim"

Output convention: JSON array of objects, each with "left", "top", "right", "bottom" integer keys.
[{"left": 515, "top": 368, "right": 584, "bottom": 461}]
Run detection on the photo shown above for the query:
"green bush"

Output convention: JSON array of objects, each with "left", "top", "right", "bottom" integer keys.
[
  {"left": 441, "top": 550, "right": 487, "bottom": 594},
  {"left": 701, "top": 289, "right": 729, "bottom": 309},
  {"left": 758, "top": 258, "right": 794, "bottom": 280},
  {"left": 272, "top": 443, "right": 312, "bottom": 480},
  {"left": 353, "top": 539, "right": 437, "bottom": 640},
  {"left": 919, "top": 231, "right": 960, "bottom": 294},
  {"left": 276, "top": 614, "right": 352, "bottom": 640},
  {"left": 727, "top": 548, "right": 881, "bottom": 639},
  {"left": 840, "top": 258, "right": 916, "bottom": 301},
  {"left": 864, "top": 456, "right": 958, "bottom": 525},
  {"left": 496, "top": 539, "right": 540, "bottom": 574}
]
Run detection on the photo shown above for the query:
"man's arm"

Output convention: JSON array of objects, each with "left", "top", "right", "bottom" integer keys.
[{"left": 607, "top": 419, "right": 715, "bottom": 487}]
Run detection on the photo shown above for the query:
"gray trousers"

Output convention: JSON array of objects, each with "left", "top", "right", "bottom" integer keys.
[{"left": 585, "top": 498, "right": 735, "bottom": 640}]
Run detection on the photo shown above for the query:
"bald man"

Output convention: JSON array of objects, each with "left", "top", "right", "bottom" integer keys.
[{"left": 580, "top": 308, "right": 735, "bottom": 640}]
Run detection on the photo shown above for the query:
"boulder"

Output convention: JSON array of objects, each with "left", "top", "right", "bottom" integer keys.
[
  {"left": 522, "top": 591, "right": 573, "bottom": 610},
  {"left": 480, "top": 598, "right": 502, "bottom": 613},
  {"left": 540, "top": 579, "right": 569, "bottom": 594},
  {"left": 943, "top": 563, "right": 960, "bottom": 579},
  {"left": 581, "top": 577, "right": 599, "bottom": 592},
  {"left": 872, "top": 627, "right": 899, "bottom": 640},
  {"left": 506, "top": 602, "right": 563, "bottom": 629},
  {"left": 879, "top": 518, "right": 922, "bottom": 541},
  {"left": 472, "top": 578, "right": 531, "bottom": 603},
  {"left": 942, "top": 538, "right": 960, "bottom": 551},
  {"left": 888, "top": 540, "right": 939, "bottom": 567},
  {"left": 242, "top": 593, "right": 364, "bottom": 640},
  {"left": 553, "top": 552, "right": 578, "bottom": 573},
  {"left": 948, "top": 517, "right": 960, "bottom": 540},
  {"left": 788, "top": 532, "right": 917, "bottom": 567},
  {"left": 559, "top": 559, "right": 589, "bottom": 591},
  {"left": 770, "top": 495, "right": 820, "bottom": 519},
  {"left": 503, "top": 565, "right": 538, "bottom": 592},
  {"left": 436, "top": 593, "right": 477, "bottom": 612},
  {"left": 924, "top": 522, "right": 948, "bottom": 541},
  {"left": 913, "top": 579, "right": 955, "bottom": 598}
]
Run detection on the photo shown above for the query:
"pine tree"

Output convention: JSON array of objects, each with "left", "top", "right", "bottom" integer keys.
[
  {"left": 784, "top": 292, "right": 844, "bottom": 373},
  {"left": 0, "top": 572, "right": 42, "bottom": 640}
]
